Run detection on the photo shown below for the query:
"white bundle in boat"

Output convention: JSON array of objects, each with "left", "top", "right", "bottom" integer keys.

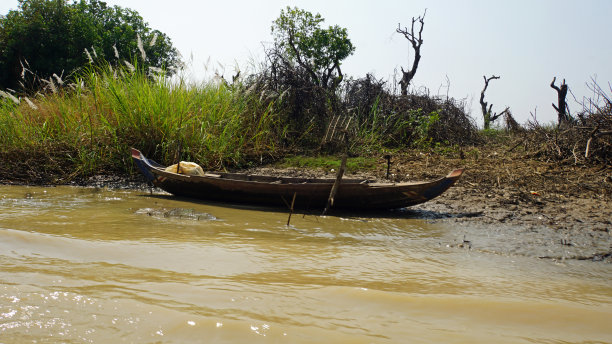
[{"left": 164, "top": 162, "right": 205, "bottom": 176}]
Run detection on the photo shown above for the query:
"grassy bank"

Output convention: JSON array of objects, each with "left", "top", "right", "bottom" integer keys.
[
  {"left": 1, "top": 62, "right": 609, "bottom": 185},
  {"left": 0, "top": 62, "right": 476, "bottom": 182},
  {"left": 0, "top": 65, "right": 283, "bottom": 182}
]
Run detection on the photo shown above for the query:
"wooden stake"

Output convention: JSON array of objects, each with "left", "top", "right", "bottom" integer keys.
[
  {"left": 323, "top": 155, "right": 347, "bottom": 215},
  {"left": 384, "top": 154, "right": 392, "bottom": 179},
  {"left": 287, "top": 192, "right": 297, "bottom": 226},
  {"left": 323, "top": 131, "right": 349, "bottom": 215},
  {"left": 175, "top": 140, "right": 182, "bottom": 173}
]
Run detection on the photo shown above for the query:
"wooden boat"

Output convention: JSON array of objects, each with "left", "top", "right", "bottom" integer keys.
[{"left": 131, "top": 148, "right": 463, "bottom": 210}]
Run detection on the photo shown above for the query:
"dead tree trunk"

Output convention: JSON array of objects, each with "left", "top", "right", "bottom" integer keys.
[
  {"left": 550, "top": 77, "right": 570, "bottom": 124},
  {"left": 397, "top": 9, "right": 426, "bottom": 96},
  {"left": 480, "top": 75, "right": 503, "bottom": 130}
]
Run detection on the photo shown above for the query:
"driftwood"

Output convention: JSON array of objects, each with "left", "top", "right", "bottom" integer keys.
[
  {"left": 585, "top": 127, "right": 612, "bottom": 158},
  {"left": 523, "top": 78, "right": 610, "bottom": 165}
]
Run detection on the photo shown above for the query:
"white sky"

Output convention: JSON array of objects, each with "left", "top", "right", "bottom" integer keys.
[{"left": 2, "top": 0, "right": 611, "bottom": 125}]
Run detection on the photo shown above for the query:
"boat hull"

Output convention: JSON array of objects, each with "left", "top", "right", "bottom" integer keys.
[{"left": 131, "top": 148, "right": 463, "bottom": 210}]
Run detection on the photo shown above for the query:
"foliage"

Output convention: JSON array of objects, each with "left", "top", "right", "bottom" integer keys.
[
  {"left": 252, "top": 7, "right": 355, "bottom": 143},
  {"left": 271, "top": 6, "right": 354, "bottom": 90},
  {"left": 480, "top": 127, "right": 507, "bottom": 138},
  {"left": 0, "top": 0, "right": 180, "bottom": 90},
  {"left": 0, "top": 63, "right": 282, "bottom": 179},
  {"left": 409, "top": 109, "right": 440, "bottom": 148}
]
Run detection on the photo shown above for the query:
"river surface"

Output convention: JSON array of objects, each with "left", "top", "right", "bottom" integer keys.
[{"left": 0, "top": 185, "right": 610, "bottom": 343}]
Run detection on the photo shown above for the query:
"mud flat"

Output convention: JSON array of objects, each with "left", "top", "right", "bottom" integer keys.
[
  {"left": 413, "top": 185, "right": 611, "bottom": 262},
  {"left": 378, "top": 149, "right": 611, "bottom": 262}
]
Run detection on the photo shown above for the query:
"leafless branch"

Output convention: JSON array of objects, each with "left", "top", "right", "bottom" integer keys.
[
  {"left": 480, "top": 75, "right": 500, "bottom": 129},
  {"left": 396, "top": 9, "right": 427, "bottom": 95}
]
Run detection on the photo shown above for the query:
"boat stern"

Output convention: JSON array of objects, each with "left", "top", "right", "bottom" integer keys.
[{"left": 131, "top": 148, "right": 156, "bottom": 183}]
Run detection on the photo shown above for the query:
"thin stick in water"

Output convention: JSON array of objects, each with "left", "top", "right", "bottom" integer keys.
[
  {"left": 323, "top": 131, "right": 349, "bottom": 215},
  {"left": 287, "top": 192, "right": 297, "bottom": 226}
]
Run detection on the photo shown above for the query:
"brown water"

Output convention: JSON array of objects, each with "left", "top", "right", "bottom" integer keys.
[{"left": 0, "top": 185, "right": 610, "bottom": 343}]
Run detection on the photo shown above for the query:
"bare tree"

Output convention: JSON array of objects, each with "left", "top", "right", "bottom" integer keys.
[
  {"left": 397, "top": 9, "right": 426, "bottom": 96},
  {"left": 550, "top": 77, "right": 570, "bottom": 124},
  {"left": 480, "top": 75, "right": 507, "bottom": 129}
]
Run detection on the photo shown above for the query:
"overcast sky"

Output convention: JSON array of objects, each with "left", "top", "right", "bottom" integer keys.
[{"left": 2, "top": 0, "right": 611, "bottom": 125}]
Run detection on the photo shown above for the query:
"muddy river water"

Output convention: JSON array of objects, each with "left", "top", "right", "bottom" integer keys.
[{"left": 0, "top": 185, "right": 610, "bottom": 343}]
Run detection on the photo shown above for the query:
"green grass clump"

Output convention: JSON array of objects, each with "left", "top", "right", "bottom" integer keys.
[
  {"left": 279, "top": 155, "right": 377, "bottom": 173},
  {"left": 0, "top": 64, "right": 284, "bottom": 178}
]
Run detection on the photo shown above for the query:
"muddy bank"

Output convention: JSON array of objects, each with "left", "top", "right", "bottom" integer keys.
[
  {"left": 413, "top": 186, "right": 611, "bottom": 262},
  {"left": 243, "top": 149, "right": 611, "bottom": 262},
  {"left": 386, "top": 150, "right": 611, "bottom": 262},
  {"left": 2, "top": 148, "right": 610, "bottom": 263}
]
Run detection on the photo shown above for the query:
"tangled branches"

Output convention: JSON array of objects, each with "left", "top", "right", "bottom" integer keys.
[
  {"left": 525, "top": 79, "right": 611, "bottom": 166},
  {"left": 342, "top": 74, "right": 478, "bottom": 147},
  {"left": 250, "top": 45, "right": 332, "bottom": 144}
]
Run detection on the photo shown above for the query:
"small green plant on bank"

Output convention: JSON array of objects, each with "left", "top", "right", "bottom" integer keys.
[
  {"left": 431, "top": 142, "right": 461, "bottom": 156},
  {"left": 279, "top": 155, "right": 377, "bottom": 173},
  {"left": 409, "top": 109, "right": 440, "bottom": 148},
  {"left": 480, "top": 127, "right": 505, "bottom": 138},
  {"left": 353, "top": 96, "right": 389, "bottom": 147},
  {"left": 479, "top": 127, "right": 514, "bottom": 145}
]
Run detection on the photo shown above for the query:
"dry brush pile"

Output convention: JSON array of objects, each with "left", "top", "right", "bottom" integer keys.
[
  {"left": 342, "top": 74, "right": 478, "bottom": 147},
  {"left": 518, "top": 81, "right": 612, "bottom": 167},
  {"left": 248, "top": 57, "right": 479, "bottom": 153}
]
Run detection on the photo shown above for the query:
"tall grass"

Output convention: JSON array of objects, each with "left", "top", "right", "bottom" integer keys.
[
  {"left": 0, "top": 63, "right": 284, "bottom": 178},
  {"left": 0, "top": 57, "right": 482, "bottom": 182}
]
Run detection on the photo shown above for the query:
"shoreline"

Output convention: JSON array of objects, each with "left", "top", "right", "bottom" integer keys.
[
  {"left": 413, "top": 185, "right": 611, "bottom": 262},
  {"left": 1, "top": 148, "right": 610, "bottom": 263}
]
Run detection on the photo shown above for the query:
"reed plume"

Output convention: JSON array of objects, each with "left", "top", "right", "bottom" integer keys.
[
  {"left": 84, "top": 48, "right": 93, "bottom": 64},
  {"left": 137, "top": 34, "right": 146, "bottom": 61}
]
